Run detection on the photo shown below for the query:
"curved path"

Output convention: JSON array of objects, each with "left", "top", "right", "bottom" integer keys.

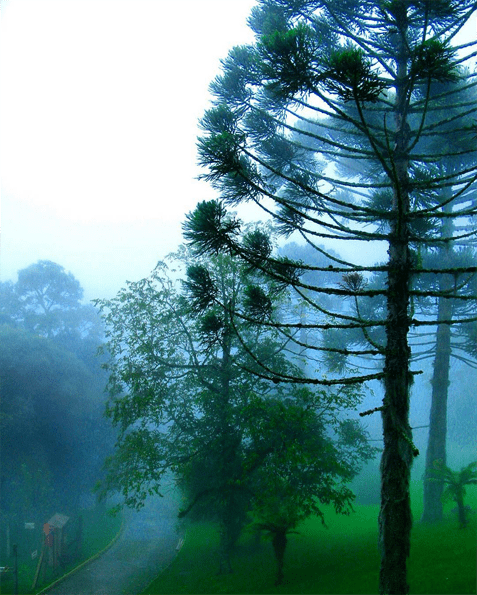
[{"left": 44, "top": 496, "right": 183, "bottom": 595}]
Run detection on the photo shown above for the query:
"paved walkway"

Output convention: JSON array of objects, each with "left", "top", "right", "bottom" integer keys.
[{"left": 45, "top": 496, "right": 182, "bottom": 595}]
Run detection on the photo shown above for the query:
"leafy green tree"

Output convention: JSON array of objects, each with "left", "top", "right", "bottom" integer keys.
[
  {"left": 1, "top": 261, "right": 112, "bottom": 531},
  {"left": 249, "top": 408, "right": 375, "bottom": 585},
  {"left": 96, "top": 248, "right": 295, "bottom": 572},
  {"left": 0, "top": 260, "right": 105, "bottom": 371},
  {"left": 15, "top": 260, "right": 83, "bottom": 335},
  {"left": 95, "top": 247, "right": 374, "bottom": 574},
  {"left": 430, "top": 460, "right": 477, "bottom": 528},
  {"left": 184, "top": 2, "right": 477, "bottom": 592}
]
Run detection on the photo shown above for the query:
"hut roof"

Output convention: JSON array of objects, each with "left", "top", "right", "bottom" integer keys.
[{"left": 48, "top": 513, "right": 69, "bottom": 529}]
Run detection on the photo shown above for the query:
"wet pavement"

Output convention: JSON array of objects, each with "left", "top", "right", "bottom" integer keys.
[{"left": 45, "top": 496, "right": 183, "bottom": 595}]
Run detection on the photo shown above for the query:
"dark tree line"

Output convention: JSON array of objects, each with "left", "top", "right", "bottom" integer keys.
[{"left": 0, "top": 260, "right": 114, "bottom": 529}]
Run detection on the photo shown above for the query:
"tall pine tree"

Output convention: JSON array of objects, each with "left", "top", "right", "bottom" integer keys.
[{"left": 184, "top": 2, "right": 477, "bottom": 593}]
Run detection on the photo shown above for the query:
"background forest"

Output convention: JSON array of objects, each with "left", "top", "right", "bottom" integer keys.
[{"left": 0, "top": 261, "right": 116, "bottom": 563}]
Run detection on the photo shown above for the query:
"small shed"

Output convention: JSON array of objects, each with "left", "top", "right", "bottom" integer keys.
[{"left": 46, "top": 513, "right": 69, "bottom": 567}]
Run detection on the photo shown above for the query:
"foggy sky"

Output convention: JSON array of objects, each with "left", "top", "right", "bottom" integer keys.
[
  {"left": 1, "top": 2, "right": 475, "bottom": 302},
  {"left": 0, "top": 0, "right": 256, "bottom": 301}
]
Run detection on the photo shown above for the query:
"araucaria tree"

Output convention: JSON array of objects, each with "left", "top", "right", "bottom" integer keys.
[
  {"left": 293, "top": 71, "right": 477, "bottom": 525},
  {"left": 184, "top": 1, "right": 477, "bottom": 593}
]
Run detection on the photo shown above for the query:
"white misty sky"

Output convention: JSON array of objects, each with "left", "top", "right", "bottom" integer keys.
[
  {"left": 0, "top": 0, "right": 256, "bottom": 300},
  {"left": 0, "top": 2, "right": 475, "bottom": 302}
]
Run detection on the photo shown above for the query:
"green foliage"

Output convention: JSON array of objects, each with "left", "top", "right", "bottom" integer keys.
[
  {"left": 410, "top": 39, "right": 459, "bottom": 82},
  {"left": 96, "top": 246, "right": 377, "bottom": 576},
  {"left": 209, "top": 46, "right": 262, "bottom": 108},
  {"left": 0, "top": 324, "right": 112, "bottom": 514},
  {"left": 0, "top": 260, "right": 105, "bottom": 371},
  {"left": 243, "top": 285, "right": 273, "bottom": 322},
  {"left": 243, "top": 385, "right": 377, "bottom": 584},
  {"left": 0, "top": 260, "right": 112, "bottom": 517},
  {"left": 325, "top": 47, "right": 387, "bottom": 102},
  {"left": 242, "top": 229, "right": 273, "bottom": 264},
  {"left": 430, "top": 460, "right": 477, "bottom": 527},
  {"left": 16, "top": 259, "right": 83, "bottom": 312},
  {"left": 259, "top": 24, "right": 323, "bottom": 99},
  {"left": 182, "top": 200, "right": 240, "bottom": 255},
  {"left": 183, "top": 265, "right": 218, "bottom": 313}
]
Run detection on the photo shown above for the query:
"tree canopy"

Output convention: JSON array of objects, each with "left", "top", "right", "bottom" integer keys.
[
  {"left": 0, "top": 261, "right": 113, "bottom": 520},
  {"left": 0, "top": 260, "right": 105, "bottom": 369},
  {"left": 95, "top": 247, "right": 376, "bottom": 574},
  {"left": 0, "top": 324, "right": 111, "bottom": 515}
]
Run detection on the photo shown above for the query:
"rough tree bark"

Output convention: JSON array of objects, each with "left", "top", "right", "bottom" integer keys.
[{"left": 379, "top": 5, "right": 415, "bottom": 594}]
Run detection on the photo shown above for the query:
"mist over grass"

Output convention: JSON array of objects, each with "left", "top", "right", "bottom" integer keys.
[{"left": 141, "top": 476, "right": 476, "bottom": 594}]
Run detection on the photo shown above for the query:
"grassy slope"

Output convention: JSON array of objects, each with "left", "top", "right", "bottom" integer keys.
[{"left": 142, "top": 483, "right": 476, "bottom": 595}]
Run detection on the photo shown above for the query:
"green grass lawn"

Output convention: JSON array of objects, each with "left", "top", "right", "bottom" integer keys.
[
  {"left": 0, "top": 504, "right": 122, "bottom": 595},
  {"left": 142, "top": 483, "right": 476, "bottom": 595}
]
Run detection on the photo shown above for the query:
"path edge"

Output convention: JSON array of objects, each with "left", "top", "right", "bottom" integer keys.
[{"left": 35, "top": 512, "right": 126, "bottom": 595}]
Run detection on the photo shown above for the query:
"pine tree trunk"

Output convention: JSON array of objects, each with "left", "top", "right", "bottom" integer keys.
[
  {"left": 422, "top": 297, "right": 452, "bottom": 523},
  {"left": 379, "top": 6, "right": 414, "bottom": 593},
  {"left": 380, "top": 240, "right": 414, "bottom": 595},
  {"left": 422, "top": 199, "right": 453, "bottom": 524}
]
